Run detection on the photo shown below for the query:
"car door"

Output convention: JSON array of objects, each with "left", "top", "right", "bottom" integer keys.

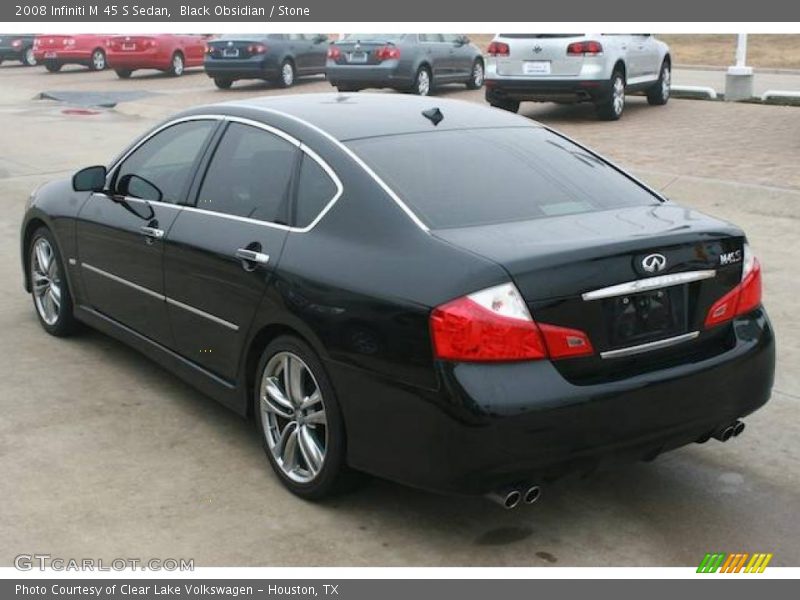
[
  {"left": 634, "top": 34, "right": 661, "bottom": 80},
  {"left": 163, "top": 120, "right": 298, "bottom": 381},
  {"left": 419, "top": 34, "right": 449, "bottom": 80},
  {"left": 623, "top": 34, "right": 651, "bottom": 82},
  {"left": 308, "top": 33, "right": 328, "bottom": 71},
  {"left": 442, "top": 34, "right": 472, "bottom": 79},
  {"left": 182, "top": 34, "right": 205, "bottom": 66},
  {"left": 76, "top": 119, "right": 219, "bottom": 346},
  {"left": 287, "top": 33, "right": 313, "bottom": 73}
]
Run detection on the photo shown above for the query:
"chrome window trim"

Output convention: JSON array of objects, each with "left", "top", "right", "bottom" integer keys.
[
  {"left": 81, "top": 262, "right": 239, "bottom": 332},
  {"left": 104, "top": 114, "right": 343, "bottom": 234},
  {"left": 600, "top": 331, "right": 700, "bottom": 359},
  {"left": 581, "top": 270, "right": 717, "bottom": 301},
  {"left": 82, "top": 262, "right": 164, "bottom": 301}
]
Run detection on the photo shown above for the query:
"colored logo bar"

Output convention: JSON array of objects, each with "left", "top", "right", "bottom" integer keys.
[{"left": 697, "top": 552, "right": 773, "bottom": 573}]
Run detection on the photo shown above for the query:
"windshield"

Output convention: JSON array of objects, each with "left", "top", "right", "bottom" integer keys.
[
  {"left": 343, "top": 34, "right": 406, "bottom": 42},
  {"left": 346, "top": 127, "right": 660, "bottom": 229}
]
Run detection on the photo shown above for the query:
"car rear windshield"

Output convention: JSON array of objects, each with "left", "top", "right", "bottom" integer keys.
[
  {"left": 497, "top": 34, "right": 584, "bottom": 38},
  {"left": 345, "top": 127, "right": 661, "bottom": 229},
  {"left": 343, "top": 34, "right": 405, "bottom": 42}
]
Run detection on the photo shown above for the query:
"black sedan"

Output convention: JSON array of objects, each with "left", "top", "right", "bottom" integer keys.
[{"left": 20, "top": 94, "right": 774, "bottom": 506}]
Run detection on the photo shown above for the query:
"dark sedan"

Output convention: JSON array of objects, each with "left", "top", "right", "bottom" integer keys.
[
  {"left": 205, "top": 33, "right": 328, "bottom": 89},
  {"left": 0, "top": 34, "right": 37, "bottom": 66},
  {"left": 20, "top": 94, "right": 774, "bottom": 506},
  {"left": 326, "top": 34, "right": 485, "bottom": 95}
]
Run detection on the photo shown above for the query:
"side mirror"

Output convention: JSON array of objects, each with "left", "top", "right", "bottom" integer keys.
[
  {"left": 117, "top": 173, "right": 163, "bottom": 203},
  {"left": 313, "top": 34, "right": 328, "bottom": 44},
  {"left": 72, "top": 165, "right": 107, "bottom": 192},
  {"left": 457, "top": 35, "right": 469, "bottom": 45}
]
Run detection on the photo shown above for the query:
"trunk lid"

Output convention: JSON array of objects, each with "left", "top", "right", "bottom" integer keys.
[
  {"left": 435, "top": 204, "right": 746, "bottom": 376},
  {"left": 108, "top": 35, "right": 156, "bottom": 53},
  {"left": 332, "top": 36, "right": 401, "bottom": 66},
  {"left": 207, "top": 38, "right": 264, "bottom": 60},
  {"left": 36, "top": 35, "right": 71, "bottom": 50},
  {"left": 494, "top": 34, "right": 587, "bottom": 78}
]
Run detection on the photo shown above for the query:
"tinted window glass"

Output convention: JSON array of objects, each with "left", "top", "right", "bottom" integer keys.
[
  {"left": 420, "top": 34, "right": 444, "bottom": 42},
  {"left": 344, "top": 34, "right": 405, "bottom": 42},
  {"left": 197, "top": 123, "right": 297, "bottom": 223},
  {"left": 115, "top": 120, "right": 215, "bottom": 203},
  {"left": 294, "top": 155, "right": 337, "bottom": 228},
  {"left": 346, "top": 127, "right": 660, "bottom": 229}
]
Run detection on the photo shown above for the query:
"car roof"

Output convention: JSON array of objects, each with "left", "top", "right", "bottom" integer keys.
[{"left": 217, "top": 93, "right": 541, "bottom": 141}]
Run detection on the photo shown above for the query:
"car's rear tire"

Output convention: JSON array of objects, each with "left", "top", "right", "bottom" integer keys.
[
  {"left": 596, "top": 69, "right": 625, "bottom": 121},
  {"left": 89, "top": 49, "right": 106, "bottom": 71},
  {"left": 465, "top": 59, "right": 484, "bottom": 90},
  {"left": 335, "top": 85, "right": 360, "bottom": 93},
  {"left": 647, "top": 61, "right": 671, "bottom": 106},
  {"left": 28, "top": 227, "right": 78, "bottom": 337},
  {"left": 214, "top": 77, "right": 233, "bottom": 89},
  {"left": 410, "top": 65, "right": 432, "bottom": 96},
  {"left": 254, "top": 335, "right": 359, "bottom": 499},
  {"left": 115, "top": 69, "right": 132, "bottom": 79},
  {"left": 22, "top": 47, "right": 37, "bottom": 66},
  {"left": 277, "top": 59, "right": 295, "bottom": 88},
  {"left": 44, "top": 61, "right": 62, "bottom": 73},
  {"left": 168, "top": 51, "right": 184, "bottom": 77}
]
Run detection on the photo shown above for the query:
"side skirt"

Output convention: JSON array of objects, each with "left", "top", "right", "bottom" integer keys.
[{"left": 75, "top": 304, "right": 248, "bottom": 416}]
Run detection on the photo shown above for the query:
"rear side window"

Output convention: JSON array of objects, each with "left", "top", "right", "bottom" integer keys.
[
  {"left": 114, "top": 120, "right": 215, "bottom": 204},
  {"left": 293, "top": 155, "right": 338, "bottom": 229},
  {"left": 346, "top": 127, "right": 660, "bottom": 229},
  {"left": 196, "top": 123, "right": 298, "bottom": 223}
]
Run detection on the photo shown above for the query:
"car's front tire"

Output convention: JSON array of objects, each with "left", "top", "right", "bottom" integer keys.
[
  {"left": 115, "top": 69, "right": 132, "bottom": 79},
  {"left": 44, "top": 61, "right": 62, "bottom": 73},
  {"left": 28, "top": 227, "right": 78, "bottom": 337},
  {"left": 596, "top": 69, "right": 625, "bottom": 121},
  {"left": 214, "top": 77, "right": 233, "bottom": 89},
  {"left": 168, "top": 52, "right": 185, "bottom": 77},
  {"left": 647, "top": 61, "right": 671, "bottom": 106},
  {"left": 254, "top": 335, "right": 355, "bottom": 499}
]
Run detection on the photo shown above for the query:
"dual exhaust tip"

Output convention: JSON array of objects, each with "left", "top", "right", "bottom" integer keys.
[
  {"left": 487, "top": 485, "right": 541, "bottom": 509},
  {"left": 713, "top": 420, "right": 745, "bottom": 443}
]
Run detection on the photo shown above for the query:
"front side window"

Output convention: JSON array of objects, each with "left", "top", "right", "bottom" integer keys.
[
  {"left": 114, "top": 120, "right": 216, "bottom": 203},
  {"left": 196, "top": 123, "right": 298, "bottom": 223}
]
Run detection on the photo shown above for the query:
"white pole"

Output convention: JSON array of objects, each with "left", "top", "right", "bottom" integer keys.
[{"left": 735, "top": 33, "right": 748, "bottom": 68}]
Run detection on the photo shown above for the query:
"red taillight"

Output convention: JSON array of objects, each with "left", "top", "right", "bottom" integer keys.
[
  {"left": 430, "top": 283, "right": 593, "bottom": 362},
  {"left": 567, "top": 41, "right": 603, "bottom": 56},
  {"left": 374, "top": 45, "right": 400, "bottom": 61},
  {"left": 11, "top": 39, "right": 22, "bottom": 49},
  {"left": 248, "top": 43, "right": 267, "bottom": 54},
  {"left": 487, "top": 41, "right": 510, "bottom": 56},
  {"left": 327, "top": 46, "right": 341, "bottom": 60},
  {"left": 705, "top": 245, "right": 762, "bottom": 328}
]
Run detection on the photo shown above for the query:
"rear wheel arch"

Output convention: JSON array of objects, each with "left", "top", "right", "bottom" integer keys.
[
  {"left": 613, "top": 59, "right": 626, "bottom": 82},
  {"left": 243, "top": 322, "right": 328, "bottom": 418}
]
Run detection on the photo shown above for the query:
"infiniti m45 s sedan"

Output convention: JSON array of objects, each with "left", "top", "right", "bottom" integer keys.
[{"left": 20, "top": 94, "right": 774, "bottom": 506}]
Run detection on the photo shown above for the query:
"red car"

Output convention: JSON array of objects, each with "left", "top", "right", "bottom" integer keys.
[
  {"left": 107, "top": 34, "right": 209, "bottom": 78},
  {"left": 33, "top": 34, "right": 110, "bottom": 72}
]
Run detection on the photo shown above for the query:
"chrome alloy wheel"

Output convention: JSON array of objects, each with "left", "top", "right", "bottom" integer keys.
[
  {"left": 31, "top": 238, "right": 61, "bottom": 326},
  {"left": 281, "top": 61, "right": 295, "bottom": 86},
  {"left": 612, "top": 75, "right": 625, "bottom": 116},
  {"left": 472, "top": 61, "right": 484, "bottom": 87},
  {"left": 416, "top": 69, "right": 431, "bottom": 96},
  {"left": 260, "top": 352, "right": 328, "bottom": 483},
  {"left": 172, "top": 53, "right": 184, "bottom": 76},
  {"left": 661, "top": 66, "right": 671, "bottom": 100}
]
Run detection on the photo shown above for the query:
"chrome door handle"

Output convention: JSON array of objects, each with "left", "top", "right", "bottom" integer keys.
[
  {"left": 140, "top": 226, "right": 165, "bottom": 239},
  {"left": 236, "top": 248, "right": 270, "bottom": 265}
]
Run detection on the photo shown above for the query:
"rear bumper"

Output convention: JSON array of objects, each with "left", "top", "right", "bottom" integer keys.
[
  {"left": 326, "top": 62, "right": 411, "bottom": 88},
  {"left": 204, "top": 57, "right": 277, "bottom": 80},
  {"left": 34, "top": 50, "right": 92, "bottom": 64},
  {"left": 0, "top": 48, "right": 24, "bottom": 60},
  {"left": 331, "top": 309, "right": 775, "bottom": 496},
  {"left": 485, "top": 77, "right": 613, "bottom": 103}
]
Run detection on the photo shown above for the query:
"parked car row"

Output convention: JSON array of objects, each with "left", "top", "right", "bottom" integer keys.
[{"left": 2, "top": 33, "right": 672, "bottom": 120}]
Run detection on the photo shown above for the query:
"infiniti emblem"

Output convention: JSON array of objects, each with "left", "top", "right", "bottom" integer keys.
[
  {"left": 227, "top": 41, "right": 233, "bottom": 47},
  {"left": 642, "top": 253, "right": 667, "bottom": 273}
]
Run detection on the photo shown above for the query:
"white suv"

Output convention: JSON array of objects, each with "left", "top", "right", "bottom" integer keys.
[{"left": 484, "top": 34, "right": 671, "bottom": 120}]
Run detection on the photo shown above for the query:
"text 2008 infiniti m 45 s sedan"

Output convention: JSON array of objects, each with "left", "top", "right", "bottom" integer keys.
[{"left": 20, "top": 94, "right": 774, "bottom": 507}]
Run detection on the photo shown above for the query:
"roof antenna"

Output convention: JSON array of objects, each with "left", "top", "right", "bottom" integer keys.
[{"left": 421, "top": 107, "right": 444, "bottom": 126}]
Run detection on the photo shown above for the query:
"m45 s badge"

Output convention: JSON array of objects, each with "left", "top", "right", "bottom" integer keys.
[{"left": 720, "top": 249, "right": 743, "bottom": 265}]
